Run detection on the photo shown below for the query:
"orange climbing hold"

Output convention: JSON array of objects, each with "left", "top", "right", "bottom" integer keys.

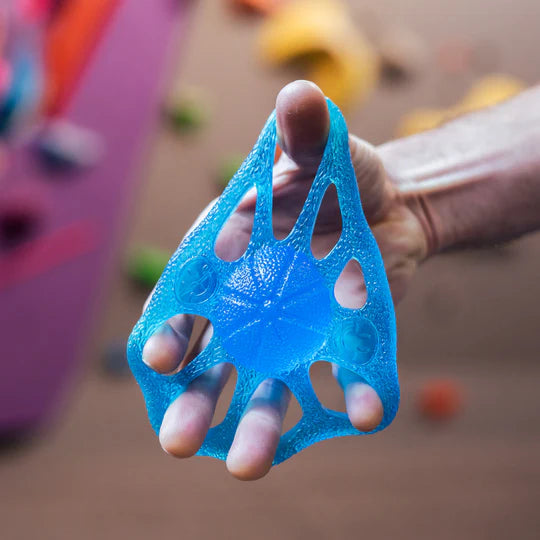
[
  {"left": 417, "top": 378, "right": 463, "bottom": 421},
  {"left": 43, "top": 0, "right": 120, "bottom": 114}
]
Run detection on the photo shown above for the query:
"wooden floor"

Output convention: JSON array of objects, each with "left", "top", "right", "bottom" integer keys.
[
  {"left": 2, "top": 0, "right": 540, "bottom": 538},
  {"left": 2, "top": 363, "right": 540, "bottom": 540}
]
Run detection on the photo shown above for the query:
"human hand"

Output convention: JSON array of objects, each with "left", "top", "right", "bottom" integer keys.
[{"left": 142, "top": 81, "right": 431, "bottom": 480}]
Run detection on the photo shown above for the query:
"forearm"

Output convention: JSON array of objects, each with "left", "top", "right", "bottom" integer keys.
[{"left": 377, "top": 85, "right": 540, "bottom": 254}]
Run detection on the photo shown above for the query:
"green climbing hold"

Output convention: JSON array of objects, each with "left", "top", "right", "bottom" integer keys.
[
  {"left": 164, "top": 90, "right": 209, "bottom": 133},
  {"left": 127, "top": 246, "right": 170, "bottom": 289}
]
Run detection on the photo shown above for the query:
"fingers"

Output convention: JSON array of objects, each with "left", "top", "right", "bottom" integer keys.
[
  {"left": 159, "top": 363, "right": 233, "bottom": 458},
  {"left": 161, "top": 371, "right": 291, "bottom": 481},
  {"left": 214, "top": 210, "right": 254, "bottom": 262},
  {"left": 276, "top": 80, "right": 330, "bottom": 170},
  {"left": 334, "top": 365, "right": 384, "bottom": 432},
  {"left": 142, "top": 314, "right": 195, "bottom": 374},
  {"left": 349, "top": 135, "right": 395, "bottom": 223},
  {"left": 226, "top": 379, "right": 290, "bottom": 481},
  {"left": 159, "top": 362, "right": 381, "bottom": 474},
  {"left": 154, "top": 351, "right": 381, "bottom": 476},
  {"left": 344, "top": 383, "right": 384, "bottom": 431},
  {"left": 159, "top": 363, "right": 290, "bottom": 478}
]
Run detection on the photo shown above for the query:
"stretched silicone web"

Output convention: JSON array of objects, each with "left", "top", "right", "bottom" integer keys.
[{"left": 127, "top": 100, "right": 399, "bottom": 464}]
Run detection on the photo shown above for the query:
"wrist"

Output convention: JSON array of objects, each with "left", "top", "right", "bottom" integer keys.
[{"left": 376, "top": 86, "right": 540, "bottom": 253}]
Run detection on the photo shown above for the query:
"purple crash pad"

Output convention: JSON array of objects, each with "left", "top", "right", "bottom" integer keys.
[{"left": 0, "top": 0, "right": 186, "bottom": 433}]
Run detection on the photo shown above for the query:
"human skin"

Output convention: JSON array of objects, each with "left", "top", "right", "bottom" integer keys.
[{"left": 142, "top": 80, "right": 540, "bottom": 481}]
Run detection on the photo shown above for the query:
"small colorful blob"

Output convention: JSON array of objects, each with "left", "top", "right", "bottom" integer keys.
[{"left": 418, "top": 378, "right": 463, "bottom": 421}]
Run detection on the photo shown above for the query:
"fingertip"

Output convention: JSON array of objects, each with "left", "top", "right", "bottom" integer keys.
[
  {"left": 275, "top": 80, "right": 329, "bottom": 169},
  {"left": 345, "top": 383, "right": 384, "bottom": 432},
  {"left": 159, "top": 364, "right": 233, "bottom": 459},
  {"left": 142, "top": 324, "right": 187, "bottom": 374},
  {"left": 159, "top": 392, "right": 211, "bottom": 458},
  {"left": 159, "top": 424, "right": 199, "bottom": 459},
  {"left": 226, "top": 408, "right": 281, "bottom": 481},
  {"left": 276, "top": 79, "right": 324, "bottom": 108}
]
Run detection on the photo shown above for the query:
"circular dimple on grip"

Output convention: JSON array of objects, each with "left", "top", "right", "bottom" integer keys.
[
  {"left": 334, "top": 317, "right": 378, "bottom": 365},
  {"left": 175, "top": 257, "right": 218, "bottom": 305},
  {"left": 213, "top": 245, "right": 332, "bottom": 374}
]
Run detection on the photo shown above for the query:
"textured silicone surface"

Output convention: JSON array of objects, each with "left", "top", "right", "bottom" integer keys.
[{"left": 127, "top": 100, "right": 399, "bottom": 464}]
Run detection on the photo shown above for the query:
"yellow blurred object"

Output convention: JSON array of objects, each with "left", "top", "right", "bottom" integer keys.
[
  {"left": 459, "top": 75, "right": 524, "bottom": 110},
  {"left": 398, "top": 74, "right": 525, "bottom": 137},
  {"left": 397, "top": 109, "right": 446, "bottom": 137},
  {"left": 258, "top": 0, "right": 379, "bottom": 110}
]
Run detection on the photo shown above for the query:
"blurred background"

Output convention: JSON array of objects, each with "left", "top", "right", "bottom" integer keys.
[{"left": 1, "top": 1, "right": 539, "bottom": 539}]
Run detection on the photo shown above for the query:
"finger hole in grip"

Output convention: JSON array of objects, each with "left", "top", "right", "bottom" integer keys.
[
  {"left": 309, "top": 361, "right": 347, "bottom": 414},
  {"left": 311, "top": 183, "right": 342, "bottom": 260},
  {"left": 127, "top": 99, "right": 398, "bottom": 465},
  {"left": 209, "top": 363, "right": 237, "bottom": 427},
  {"left": 215, "top": 191, "right": 256, "bottom": 262},
  {"left": 272, "top": 180, "right": 310, "bottom": 241},
  {"left": 334, "top": 258, "right": 367, "bottom": 309},
  {"left": 282, "top": 388, "right": 303, "bottom": 434},
  {"left": 170, "top": 315, "right": 214, "bottom": 375}
]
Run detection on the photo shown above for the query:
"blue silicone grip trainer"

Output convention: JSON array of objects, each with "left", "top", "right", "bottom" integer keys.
[{"left": 127, "top": 99, "right": 399, "bottom": 464}]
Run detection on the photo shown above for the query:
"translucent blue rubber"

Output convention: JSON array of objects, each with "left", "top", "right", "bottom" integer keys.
[{"left": 127, "top": 100, "right": 399, "bottom": 464}]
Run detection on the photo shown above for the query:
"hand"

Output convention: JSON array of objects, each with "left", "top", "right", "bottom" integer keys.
[{"left": 141, "top": 81, "right": 431, "bottom": 480}]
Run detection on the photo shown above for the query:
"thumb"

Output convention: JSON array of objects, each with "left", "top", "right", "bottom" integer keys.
[
  {"left": 276, "top": 80, "right": 330, "bottom": 171},
  {"left": 277, "top": 81, "right": 392, "bottom": 223}
]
